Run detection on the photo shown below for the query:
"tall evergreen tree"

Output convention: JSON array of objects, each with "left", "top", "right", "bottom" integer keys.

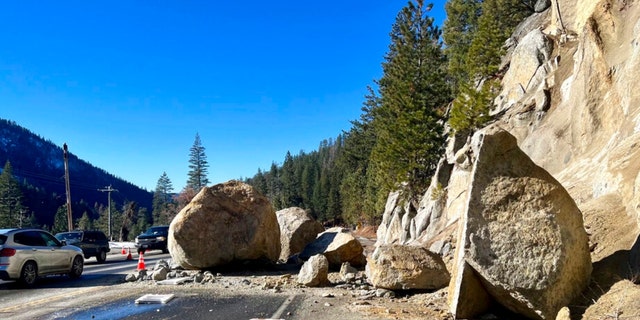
[
  {"left": 132, "top": 208, "right": 150, "bottom": 238},
  {"left": 186, "top": 133, "right": 210, "bottom": 191},
  {"left": 267, "top": 163, "right": 282, "bottom": 209},
  {"left": 152, "top": 172, "right": 176, "bottom": 225},
  {"left": 448, "top": 0, "right": 533, "bottom": 135},
  {"left": 443, "top": 0, "right": 483, "bottom": 92},
  {"left": 0, "top": 161, "right": 26, "bottom": 228},
  {"left": 118, "top": 201, "right": 137, "bottom": 241},
  {"left": 370, "top": 0, "right": 450, "bottom": 201},
  {"left": 466, "top": 0, "right": 532, "bottom": 78},
  {"left": 339, "top": 87, "right": 379, "bottom": 224},
  {"left": 52, "top": 205, "right": 68, "bottom": 234},
  {"left": 280, "top": 151, "right": 301, "bottom": 207},
  {"left": 156, "top": 172, "right": 174, "bottom": 196},
  {"left": 252, "top": 169, "right": 268, "bottom": 196},
  {"left": 448, "top": 78, "right": 499, "bottom": 134},
  {"left": 77, "top": 211, "right": 93, "bottom": 230}
]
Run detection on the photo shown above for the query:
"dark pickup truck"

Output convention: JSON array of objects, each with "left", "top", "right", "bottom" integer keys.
[
  {"left": 55, "top": 230, "right": 111, "bottom": 263},
  {"left": 134, "top": 226, "right": 169, "bottom": 253}
]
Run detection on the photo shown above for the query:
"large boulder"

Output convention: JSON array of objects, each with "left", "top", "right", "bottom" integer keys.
[
  {"left": 168, "top": 180, "right": 281, "bottom": 269},
  {"left": 276, "top": 207, "right": 324, "bottom": 262},
  {"left": 300, "top": 227, "right": 366, "bottom": 268},
  {"left": 366, "top": 244, "right": 450, "bottom": 290},
  {"left": 449, "top": 126, "right": 592, "bottom": 319}
]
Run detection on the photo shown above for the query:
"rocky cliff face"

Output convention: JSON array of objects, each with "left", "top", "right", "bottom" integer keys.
[
  {"left": 376, "top": 0, "right": 640, "bottom": 317},
  {"left": 379, "top": 0, "right": 640, "bottom": 256},
  {"left": 501, "top": 0, "right": 640, "bottom": 262}
]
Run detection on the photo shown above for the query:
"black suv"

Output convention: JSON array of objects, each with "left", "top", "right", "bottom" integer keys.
[
  {"left": 135, "top": 226, "right": 169, "bottom": 253},
  {"left": 55, "top": 230, "right": 111, "bottom": 263}
]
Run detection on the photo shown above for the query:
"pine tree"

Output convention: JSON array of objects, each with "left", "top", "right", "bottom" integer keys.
[
  {"left": 118, "top": 201, "right": 137, "bottom": 241},
  {"left": 280, "top": 151, "right": 301, "bottom": 207},
  {"left": 267, "top": 163, "right": 282, "bottom": 209},
  {"left": 339, "top": 87, "right": 379, "bottom": 224},
  {"left": 132, "top": 212, "right": 149, "bottom": 238},
  {"left": 77, "top": 211, "right": 93, "bottom": 230},
  {"left": 153, "top": 172, "right": 176, "bottom": 225},
  {"left": 370, "top": 0, "right": 450, "bottom": 201},
  {"left": 156, "top": 172, "right": 174, "bottom": 196},
  {"left": 186, "top": 133, "right": 210, "bottom": 191},
  {"left": 0, "top": 161, "right": 25, "bottom": 228},
  {"left": 449, "top": 79, "right": 499, "bottom": 134},
  {"left": 448, "top": 0, "right": 532, "bottom": 135},
  {"left": 443, "top": 0, "right": 483, "bottom": 92},
  {"left": 52, "top": 205, "right": 68, "bottom": 234},
  {"left": 251, "top": 169, "right": 268, "bottom": 196}
]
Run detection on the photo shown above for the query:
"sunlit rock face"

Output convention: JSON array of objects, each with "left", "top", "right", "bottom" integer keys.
[
  {"left": 168, "top": 180, "right": 280, "bottom": 269},
  {"left": 448, "top": 126, "right": 591, "bottom": 320}
]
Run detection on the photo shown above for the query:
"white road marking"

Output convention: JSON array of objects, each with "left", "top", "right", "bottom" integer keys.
[{"left": 270, "top": 294, "right": 296, "bottom": 319}]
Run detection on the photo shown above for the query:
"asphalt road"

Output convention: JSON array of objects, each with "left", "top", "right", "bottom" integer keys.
[
  {"left": 55, "top": 292, "right": 302, "bottom": 320},
  {"left": 0, "top": 250, "right": 166, "bottom": 318},
  {"left": 0, "top": 251, "right": 306, "bottom": 320}
]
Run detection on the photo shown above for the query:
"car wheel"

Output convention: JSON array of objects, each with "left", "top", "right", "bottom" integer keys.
[
  {"left": 19, "top": 261, "right": 38, "bottom": 286},
  {"left": 96, "top": 250, "right": 107, "bottom": 263},
  {"left": 69, "top": 256, "right": 83, "bottom": 279}
]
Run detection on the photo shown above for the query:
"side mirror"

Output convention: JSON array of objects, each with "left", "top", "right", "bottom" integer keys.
[{"left": 61, "top": 240, "right": 67, "bottom": 246}]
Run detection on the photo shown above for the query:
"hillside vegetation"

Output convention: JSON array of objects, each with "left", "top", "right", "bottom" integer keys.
[
  {"left": 0, "top": 118, "right": 153, "bottom": 238},
  {"left": 245, "top": 0, "right": 534, "bottom": 225}
]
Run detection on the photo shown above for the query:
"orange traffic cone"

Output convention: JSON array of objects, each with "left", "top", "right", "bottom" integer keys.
[
  {"left": 126, "top": 248, "right": 133, "bottom": 261},
  {"left": 137, "top": 252, "right": 146, "bottom": 270},
  {"left": 121, "top": 247, "right": 126, "bottom": 255}
]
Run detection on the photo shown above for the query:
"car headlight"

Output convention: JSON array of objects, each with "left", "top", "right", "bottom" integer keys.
[{"left": 157, "top": 236, "right": 166, "bottom": 241}]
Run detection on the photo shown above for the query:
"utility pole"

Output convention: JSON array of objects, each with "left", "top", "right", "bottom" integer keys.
[
  {"left": 63, "top": 143, "right": 73, "bottom": 231},
  {"left": 98, "top": 185, "right": 118, "bottom": 240}
]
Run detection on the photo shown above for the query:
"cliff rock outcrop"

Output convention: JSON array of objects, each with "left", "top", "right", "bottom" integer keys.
[{"left": 376, "top": 0, "right": 640, "bottom": 317}]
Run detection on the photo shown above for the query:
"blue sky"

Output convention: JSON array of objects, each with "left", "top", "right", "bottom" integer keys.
[{"left": 0, "top": 1, "right": 446, "bottom": 192}]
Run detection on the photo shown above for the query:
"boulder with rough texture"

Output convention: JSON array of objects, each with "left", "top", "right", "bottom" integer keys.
[
  {"left": 168, "top": 180, "right": 281, "bottom": 269},
  {"left": 366, "top": 244, "right": 450, "bottom": 290},
  {"left": 449, "top": 126, "right": 592, "bottom": 320},
  {"left": 297, "top": 254, "right": 329, "bottom": 287},
  {"left": 152, "top": 266, "right": 168, "bottom": 281},
  {"left": 276, "top": 207, "right": 324, "bottom": 262},
  {"left": 300, "top": 227, "right": 366, "bottom": 268}
]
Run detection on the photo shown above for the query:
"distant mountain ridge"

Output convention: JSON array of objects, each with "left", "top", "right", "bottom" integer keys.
[{"left": 0, "top": 118, "right": 153, "bottom": 226}]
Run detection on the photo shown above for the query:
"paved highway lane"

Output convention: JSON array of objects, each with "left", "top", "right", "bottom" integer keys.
[
  {"left": 0, "top": 252, "right": 313, "bottom": 320},
  {"left": 51, "top": 293, "right": 302, "bottom": 320},
  {"left": 0, "top": 251, "right": 369, "bottom": 320},
  {"left": 0, "top": 251, "right": 172, "bottom": 319}
]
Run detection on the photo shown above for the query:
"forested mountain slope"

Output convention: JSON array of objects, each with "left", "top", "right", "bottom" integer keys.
[{"left": 0, "top": 118, "right": 153, "bottom": 227}]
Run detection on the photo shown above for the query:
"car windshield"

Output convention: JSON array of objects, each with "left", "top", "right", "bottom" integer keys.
[
  {"left": 146, "top": 227, "right": 166, "bottom": 235},
  {"left": 56, "top": 232, "right": 82, "bottom": 241}
]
